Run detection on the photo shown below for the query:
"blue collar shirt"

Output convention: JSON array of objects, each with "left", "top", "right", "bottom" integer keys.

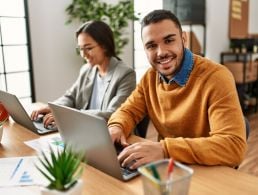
[{"left": 159, "top": 48, "right": 194, "bottom": 86}]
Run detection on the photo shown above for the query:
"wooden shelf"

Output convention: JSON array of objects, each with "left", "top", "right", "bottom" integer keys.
[{"left": 221, "top": 52, "right": 258, "bottom": 114}]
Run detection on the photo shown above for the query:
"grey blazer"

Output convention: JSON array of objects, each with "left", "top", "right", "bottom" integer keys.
[{"left": 54, "top": 57, "right": 136, "bottom": 120}]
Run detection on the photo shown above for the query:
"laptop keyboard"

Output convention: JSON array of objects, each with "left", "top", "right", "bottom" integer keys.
[
  {"left": 121, "top": 166, "right": 138, "bottom": 176},
  {"left": 114, "top": 142, "right": 138, "bottom": 176},
  {"left": 33, "top": 121, "right": 58, "bottom": 132}
]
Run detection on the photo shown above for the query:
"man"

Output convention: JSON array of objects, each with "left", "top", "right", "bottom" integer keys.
[{"left": 108, "top": 10, "right": 246, "bottom": 169}]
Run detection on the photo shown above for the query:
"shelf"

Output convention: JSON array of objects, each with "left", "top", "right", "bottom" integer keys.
[{"left": 221, "top": 52, "right": 258, "bottom": 114}]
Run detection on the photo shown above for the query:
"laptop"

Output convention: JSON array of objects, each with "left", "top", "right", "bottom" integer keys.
[
  {"left": 48, "top": 102, "right": 139, "bottom": 181},
  {"left": 0, "top": 90, "right": 57, "bottom": 135}
]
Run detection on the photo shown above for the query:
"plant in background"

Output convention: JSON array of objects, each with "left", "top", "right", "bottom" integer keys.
[
  {"left": 36, "top": 145, "right": 84, "bottom": 192},
  {"left": 65, "top": 0, "right": 139, "bottom": 55}
]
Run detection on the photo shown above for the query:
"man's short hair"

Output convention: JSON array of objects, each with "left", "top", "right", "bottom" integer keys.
[{"left": 141, "top": 9, "right": 182, "bottom": 34}]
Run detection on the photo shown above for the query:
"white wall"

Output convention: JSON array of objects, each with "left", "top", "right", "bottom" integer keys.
[
  {"left": 28, "top": 0, "right": 82, "bottom": 102},
  {"left": 28, "top": 0, "right": 133, "bottom": 102},
  {"left": 249, "top": 0, "right": 258, "bottom": 34},
  {"left": 205, "top": 0, "right": 230, "bottom": 62}
]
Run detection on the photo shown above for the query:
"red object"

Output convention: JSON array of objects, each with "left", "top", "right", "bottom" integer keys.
[
  {"left": 167, "top": 158, "right": 174, "bottom": 179},
  {"left": 0, "top": 102, "right": 9, "bottom": 123}
]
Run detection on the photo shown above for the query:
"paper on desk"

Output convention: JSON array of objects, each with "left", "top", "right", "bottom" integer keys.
[
  {"left": 0, "top": 156, "right": 48, "bottom": 187},
  {"left": 24, "top": 134, "right": 64, "bottom": 154},
  {"left": 0, "top": 186, "right": 38, "bottom": 195}
]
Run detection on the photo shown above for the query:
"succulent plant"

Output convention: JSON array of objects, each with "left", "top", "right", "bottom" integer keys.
[{"left": 36, "top": 145, "right": 84, "bottom": 191}]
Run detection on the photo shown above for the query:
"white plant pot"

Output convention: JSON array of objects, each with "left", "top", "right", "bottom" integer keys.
[
  {"left": 0, "top": 125, "right": 3, "bottom": 143},
  {"left": 40, "top": 180, "right": 83, "bottom": 195}
]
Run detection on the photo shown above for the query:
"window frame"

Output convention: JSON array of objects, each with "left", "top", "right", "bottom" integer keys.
[{"left": 0, "top": 0, "right": 35, "bottom": 103}]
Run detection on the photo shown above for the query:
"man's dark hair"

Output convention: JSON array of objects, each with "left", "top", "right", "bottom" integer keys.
[
  {"left": 141, "top": 9, "right": 182, "bottom": 34},
  {"left": 76, "top": 20, "right": 119, "bottom": 59}
]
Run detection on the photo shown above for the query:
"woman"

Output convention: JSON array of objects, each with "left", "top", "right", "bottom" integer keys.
[{"left": 31, "top": 21, "right": 136, "bottom": 127}]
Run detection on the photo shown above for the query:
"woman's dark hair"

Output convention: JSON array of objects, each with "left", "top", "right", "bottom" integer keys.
[
  {"left": 76, "top": 21, "right": 119, "bottom": 59},
  {"left": 141, "top": 9, "right": 182, "bottom": 34}
]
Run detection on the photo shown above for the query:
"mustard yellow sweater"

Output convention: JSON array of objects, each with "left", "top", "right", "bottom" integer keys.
[{"left": 108, "top": 55, "right": 247, "bottom": 167}]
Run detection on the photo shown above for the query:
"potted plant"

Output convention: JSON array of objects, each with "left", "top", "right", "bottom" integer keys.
[
  {"left": 36, "top": 145, "right": 84, "bottom": 195},
  {"left": 65, "top": 0, "right": 139, "bottom": 55}
]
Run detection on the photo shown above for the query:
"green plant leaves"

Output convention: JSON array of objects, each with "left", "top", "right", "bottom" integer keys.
[
  {"left": 65, "top": 0, "right": 139, "bottom": 55},
  {"left": 36, "top": 144, "right": 84, "bottom": 191}
]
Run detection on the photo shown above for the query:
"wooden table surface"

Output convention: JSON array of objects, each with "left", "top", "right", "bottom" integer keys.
[{"left": 1, "top": 118, "right": 258, "bottom": 195}]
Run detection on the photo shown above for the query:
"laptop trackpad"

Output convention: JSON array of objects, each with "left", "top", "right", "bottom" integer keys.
[{"left": 33, "top": 121, "right": 58, "bottom": 133}]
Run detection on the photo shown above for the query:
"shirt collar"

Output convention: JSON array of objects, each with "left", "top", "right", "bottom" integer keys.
[
  {"left": 95, "top": 56, "right": 117, "bottom": 82},
  {"left": 159, "top": 48, "right": 194, "bottom": 86}
]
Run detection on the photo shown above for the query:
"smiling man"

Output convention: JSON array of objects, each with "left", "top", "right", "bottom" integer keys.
[{"left": 108, "top": 10, "right": 246, "bottom": 169}]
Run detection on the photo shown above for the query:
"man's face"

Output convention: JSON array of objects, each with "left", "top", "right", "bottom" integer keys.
[{"left": 142, "top": 19, "right": 187, "bottom": 80}]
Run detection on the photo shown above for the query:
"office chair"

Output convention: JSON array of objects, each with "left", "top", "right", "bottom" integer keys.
[
  {"left": 244, "top": 116, "right": 250, "bottom": 140},
  {"left": 134, "top": 116, "right": 149, "bottom": 138},
  {"left": 235, "top": 117, "right": 250, "bottom": 170}
]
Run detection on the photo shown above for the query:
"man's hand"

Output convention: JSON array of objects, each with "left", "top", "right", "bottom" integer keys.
[
  {"left": 108, "top": 126, "right": 129, "bottom": 147},
  {"left": 118, "top": 141, "right": 165, "bottom": 169}
]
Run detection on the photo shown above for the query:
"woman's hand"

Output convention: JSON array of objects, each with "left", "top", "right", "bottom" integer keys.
[
  {"left": 42, "top": 112, "right": 56, "bottom": 128},
  {"left": 30, "top": 106, "right": 51, "bottom": 121}
]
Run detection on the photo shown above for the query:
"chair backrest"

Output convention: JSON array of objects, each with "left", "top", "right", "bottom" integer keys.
[
  {"left": 244, "top": 117, "right": 250, "bottom": 140},
  {"left": 134, "top": 116, "right": 149, "bottom": 138}
]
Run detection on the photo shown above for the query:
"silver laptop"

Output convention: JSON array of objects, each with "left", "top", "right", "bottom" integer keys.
[
  {"left": 48, "top": 102, "right": 139, "bottom": 181},
  {"left": 0, "top": 90, "right": 57, "bottom": 135}
]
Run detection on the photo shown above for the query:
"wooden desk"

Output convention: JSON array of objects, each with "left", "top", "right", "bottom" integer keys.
[{"left": 1, "top": 119, "right": 258, "bottom": 195}]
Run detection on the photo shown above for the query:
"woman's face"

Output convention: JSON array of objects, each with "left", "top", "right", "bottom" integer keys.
[{"left": 77, "top": 32, "right": 108, "bottom": 66}]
